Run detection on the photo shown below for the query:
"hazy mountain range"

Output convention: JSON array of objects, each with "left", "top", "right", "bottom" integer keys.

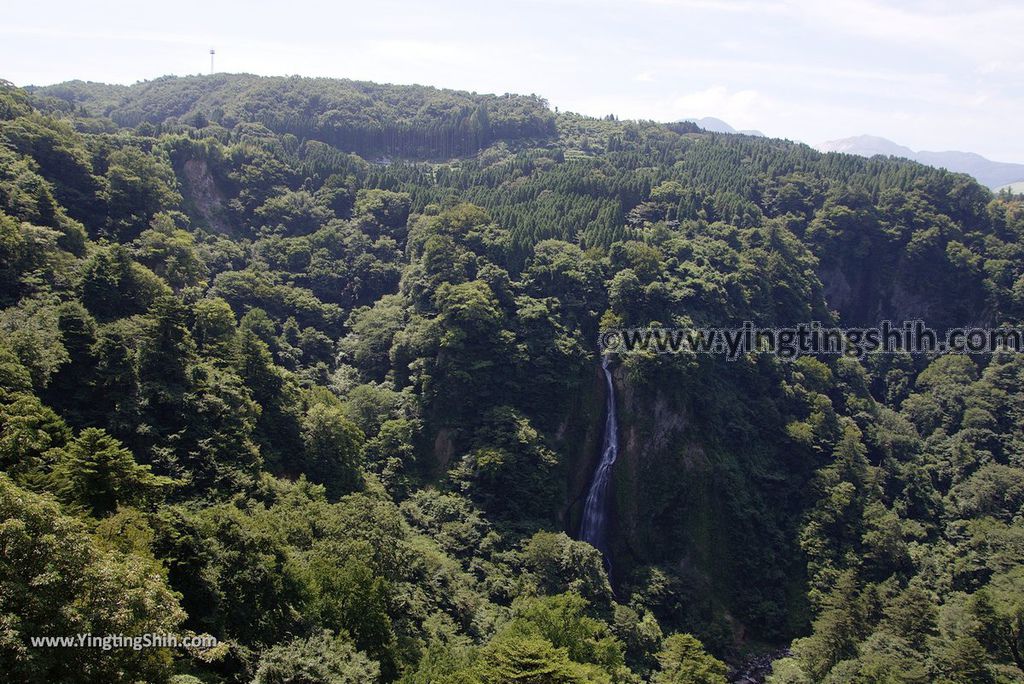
[
  {"left": 681, "top": 119, "right": 1023, "bottom": 190},
  {"left": 682, "top": 116, "right": 765, "bottom": 137},
  {"left": 817, "top": 134, "right": 1024, "bottom": 190}
]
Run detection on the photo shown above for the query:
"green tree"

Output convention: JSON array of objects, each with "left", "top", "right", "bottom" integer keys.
[
  {"left": 306, "top": 553, "right": 399, "bottom": 679},
  {"left": 104, "top": 145, "right": 181, "bottom": 240},
  {"left": 191, "top": 296, "right": 238, "bottom": 357},
  {"left": 0, "top": 295, "right": 69, "bottom": 389},
  {"left": 652, "top": 634, "right": 727, "bottom": 684},
  {"left": 53, "top": 427, "right": 173, "bottom": 516},
  {"left": 79, "top": 244, "right": 170, "bottom": 321},
  {"left": 0, "top": 474, "right": 185, "bottom": 683},
  {"left": 301, "top": 403, "right": 366, "bottom": 497},
  {"left": 253, "top": 630, "right": 380, "bottom": 684},
  {"left": 971, "top": 569, "right": 1024, "bottom": 674},
  {"left": 505, "top": 593, "right": 626, "bottom": 678},
  {"left": 522, "top": 532, "right": 613, "bottom": 606},
  {"left": 132, "top": 212, "right": 208, "bottom": 289},
  {"left": 471, "top": 634, "right": 606, "bottom": 684}
]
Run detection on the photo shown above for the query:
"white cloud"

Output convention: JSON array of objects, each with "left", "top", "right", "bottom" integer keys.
[
  {"left": 671, "top": 86, "right": 763, "bottom": 125},
  {"left": 365, "top": 40, "right": 470, "bottom": 65},
  {"left": 629, "top": 0, "right": 789, "bottom": 12},
  {"left": 783, "top": 0, "right": 1024, "bottom": 64}
]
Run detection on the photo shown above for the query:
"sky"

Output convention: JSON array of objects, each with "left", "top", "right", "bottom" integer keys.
[{"left": 3, "top": 0, "right": 1023, "bottom": 161}]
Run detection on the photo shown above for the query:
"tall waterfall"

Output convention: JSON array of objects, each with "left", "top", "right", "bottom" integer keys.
[{"left": 579, "top": 355, "right": 618, "bottom": 561}]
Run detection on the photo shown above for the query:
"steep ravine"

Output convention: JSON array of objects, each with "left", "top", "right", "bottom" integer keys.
[{"left": 593, "top": 360, "right": 810, "bottom": 657}]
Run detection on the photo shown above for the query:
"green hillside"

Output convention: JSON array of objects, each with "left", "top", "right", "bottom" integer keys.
[{"left": 2, "top": 74, "right": 1024, "bottom": 683}]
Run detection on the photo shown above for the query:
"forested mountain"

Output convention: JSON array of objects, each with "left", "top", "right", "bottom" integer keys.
[
  {"left": 2, "top": 73, "right": 1024, "bottom": 683},
  {"left": 32, "top": 74, "right": 557, "bottom": 160}
]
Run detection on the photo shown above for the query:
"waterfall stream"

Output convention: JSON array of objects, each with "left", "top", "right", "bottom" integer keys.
[{"left": 579, "top": 355, "right": 618, "bottom": 563}]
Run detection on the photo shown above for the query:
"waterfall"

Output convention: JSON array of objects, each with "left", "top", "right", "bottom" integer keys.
[{"left": 579, "top": 355, "right": 618, "bottom": 561}]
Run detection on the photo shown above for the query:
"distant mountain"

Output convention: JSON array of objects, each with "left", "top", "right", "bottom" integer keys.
[
  {"left": 818, "top": 134, "right": 1024, "bottom": 189},
  {"left": 818, "top": 134, "right": 914, "bottom": 158},
  {"left": 682, "top": 117, "right": 764, "bottom": 137}
]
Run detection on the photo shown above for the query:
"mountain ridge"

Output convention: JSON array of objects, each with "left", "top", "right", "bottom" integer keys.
[
  {"left": 818, "top": 133, "right": 1024, "bottom": 189},
  {"left": 682, "top": 116, "right": 765, "bottom": 136}
]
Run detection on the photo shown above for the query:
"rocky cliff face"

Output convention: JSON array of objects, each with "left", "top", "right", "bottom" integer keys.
[
  {"left": 609, "top": 366, "right": 724, "bottom": 582},
  {"left": 180, "top": 158, "right": 233, "bottom": 234},
  {"left": 818, "top": 255, "right": 989, "bottom": 329},
  {"left": 560, "top": 362, "right": 609, "bottom": 530},
  {"left": 585, "top": 359, "right": 812, "bottom": 645}
]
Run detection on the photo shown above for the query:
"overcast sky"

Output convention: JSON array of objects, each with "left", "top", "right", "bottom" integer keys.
[{"left": 4, "top": 0, "right": 1023, "bottom": 161}]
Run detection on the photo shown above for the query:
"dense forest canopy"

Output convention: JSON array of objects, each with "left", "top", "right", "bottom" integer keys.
[
  {"left": 2, "top": 73, "right": 1024, "bottom": 683},
  {"left": 32, "top": 74, "right": 557, "bottom": 159}
]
